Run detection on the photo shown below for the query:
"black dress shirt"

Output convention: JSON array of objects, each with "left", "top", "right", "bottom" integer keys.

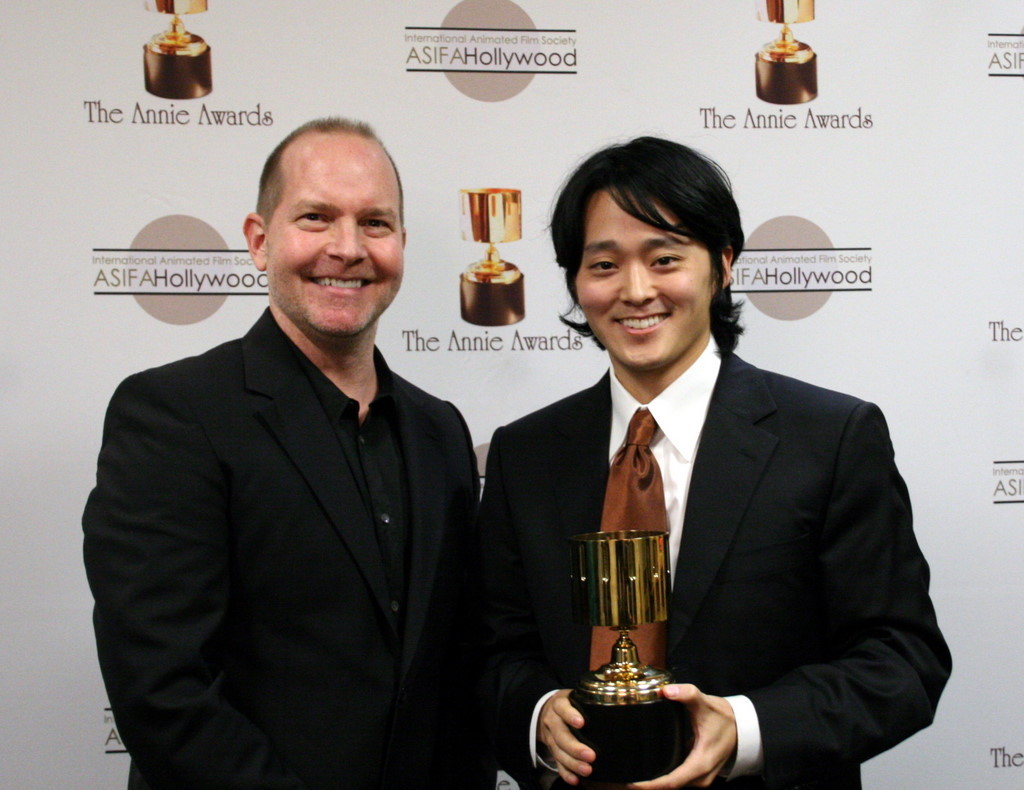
[{"left": 296, "top": 348, "right": 410, "bottom": 632}]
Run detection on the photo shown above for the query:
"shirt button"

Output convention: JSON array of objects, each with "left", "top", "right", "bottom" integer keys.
[
  {"left": 358, "top": 435, "right": 366, "bottom": 445},
  {"left": 390, "top": 600, "right": 400, "bottom": 613},
  {"left": 380, "top": 513, "right": 391, "bottom": 524}
]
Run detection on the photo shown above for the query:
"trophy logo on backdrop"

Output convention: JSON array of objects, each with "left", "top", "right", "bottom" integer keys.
[
  {"left": 398, "top": 183, "right": 583, "bottom": 355},
  {"left": 143, "top": 0, "right": 213, "bottom": 99},
  {"left": 404, "top": 0, "right": 577, "bottom": 102},
  {"left": 81, "top": 2, "right": 272, "bottom": 126},
  {"left": 700, "top": 2, "right": 874, "bottom": 131},
  {"left": 459, "top": 189, "right": 525, "bottom": 326},
  {"left": 732, "top": 216, "right": 873, "bottom": 321},
  {"left": 754, "top": 0, "right": 817, "bottom": 104}
]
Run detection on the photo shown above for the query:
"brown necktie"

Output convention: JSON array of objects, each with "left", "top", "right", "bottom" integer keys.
[{"left": 589, "top": 408, "right": 669, "bottom": 670}]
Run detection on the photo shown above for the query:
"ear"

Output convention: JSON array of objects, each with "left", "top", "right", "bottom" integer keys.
[
  {"left": 243, "top": 213, "right": 269, "bottom": 272},
  {"left": 720, "top": 246, "right": 734, "bottom": 289}
]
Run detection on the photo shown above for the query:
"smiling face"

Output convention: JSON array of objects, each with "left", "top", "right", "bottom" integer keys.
[
  {"left": 575, "top": 190, "right": 732, "bottom": 402},
  {"left": 244, "top": 131, "right": 405, "bottom": 360}
]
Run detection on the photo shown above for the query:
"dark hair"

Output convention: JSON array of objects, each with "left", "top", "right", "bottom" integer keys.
[
  {"left": 551, "top": 136, "right": 744, "bottom": 353},
  {"left": 255, "top": 116, "right": 404, "bottom": 222}
]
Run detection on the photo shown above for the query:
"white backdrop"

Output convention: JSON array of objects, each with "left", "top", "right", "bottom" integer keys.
[{"left": 2, "top": 2, "right": 1023, "bottom": 787}]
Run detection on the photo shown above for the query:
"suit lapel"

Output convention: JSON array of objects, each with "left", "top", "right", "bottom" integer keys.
[
  {"left": 556, "top": 375, "right": 613, "bottom": 539},
  {"left": 393, "top": 382, "right": 446, "bottom": 676},
  {"left": 241, "top": 312, "right": 396, "bottom": 639},
  {"left": 553, "top": 377, "right": 613, "bottom": 674},
  {"left": 668, "top": 355, "right": 778, "bottom": 656}
]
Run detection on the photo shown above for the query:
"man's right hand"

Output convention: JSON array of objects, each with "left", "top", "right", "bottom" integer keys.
[{"left": 538, "top": 689, "right": 596, "bottom": 786}]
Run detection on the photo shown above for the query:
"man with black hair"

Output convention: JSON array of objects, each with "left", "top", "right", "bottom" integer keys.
[{"left": 477, "top": 136, "right": 949, "bottom": 789}]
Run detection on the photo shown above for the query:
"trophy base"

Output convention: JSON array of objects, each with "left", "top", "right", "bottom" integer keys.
[
  {"left": 569, "top": 693, "right": 691, "bottom": 783},
  {"left": 460, "top": 275, "right": 525, "bottom": 326},
  {"left": 755, "top": 55, "right": 817, "bottom": 104},
  {"left": 144, "top": 47, "right": 213, "bottom": 100}
]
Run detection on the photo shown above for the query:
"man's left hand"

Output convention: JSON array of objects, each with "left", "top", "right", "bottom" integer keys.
[{"left": 626, "top": 684, "right": 737, "bottom": 789}]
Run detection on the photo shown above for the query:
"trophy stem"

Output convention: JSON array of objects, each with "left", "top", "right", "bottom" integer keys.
[
  {"left": 483, "top": 243, "right": 501, "bottom": 267},
  {"left": 599, "top": 628, "right": 644, "bottom": 682}
]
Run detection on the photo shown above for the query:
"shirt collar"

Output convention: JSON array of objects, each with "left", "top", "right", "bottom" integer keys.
[
  {"left": 607, "top": 340, "right": 721, "bottom": 463},
  {"left": 293, "top": 344, "right": 397, "bottom": 423}
]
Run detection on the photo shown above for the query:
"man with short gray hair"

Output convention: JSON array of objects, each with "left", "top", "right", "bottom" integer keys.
[{"left": 84, "top": 117, "right": 480, "bottom": 790}]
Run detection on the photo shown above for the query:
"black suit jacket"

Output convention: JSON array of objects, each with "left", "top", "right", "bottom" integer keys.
[
  {"left": 477, "top": 353, "right": 950, "bottom": 790},
  {"left": 83, "top": 310, "right": 480, "bottom": 790}
]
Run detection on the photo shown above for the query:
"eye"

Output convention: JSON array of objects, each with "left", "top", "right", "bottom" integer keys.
[
  {"left": 587, "top": 260, "right": 616, "bottom": 272},
  {"left": 362, "top": 217, "right": 396, "bottom": 235},
  {"left": 299, "top": 212, "right": 327, "bottom": 223},
  {"left": 651, "top": 255, "right": 682, "bottom": 269}
]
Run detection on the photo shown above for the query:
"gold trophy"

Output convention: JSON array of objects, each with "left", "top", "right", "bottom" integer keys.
[
  {"left": 755, "top": 0, "right": 817, "bottom": 104},
  {"left": 569, "top": 530, "right": 690, "bottom": 783},
  {"left": 143, "top": 0, "right": 213, "bottom": 99},
  {"left": 459, "top": 189, "right": 525, "bottom": 326}
]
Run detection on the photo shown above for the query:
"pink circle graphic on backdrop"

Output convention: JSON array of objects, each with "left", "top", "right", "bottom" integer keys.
[
  {"left": 442, "top": 0, "right": 536, "bottom": 102},
  {"left": 742, "top": 216, "right": 834, "bottom": 321},
  {"left": 131, "top": 215, "right": 229, "bottom": 325}
]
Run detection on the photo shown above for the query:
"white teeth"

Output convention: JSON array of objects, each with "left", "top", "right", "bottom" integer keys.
[
  {"left": 620, "top": 315, "right": 664, "bottom": 329},
  {"left": 314, "top": 277, "right": 364, "bottom": 288}
]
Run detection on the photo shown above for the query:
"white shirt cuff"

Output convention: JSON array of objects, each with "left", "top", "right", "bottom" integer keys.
[
  {"left": 722, "top": 694, "right": 764, "bottom": 778},
  {"left": 530, "top": 689, "right": 561, "bottom": 771}
]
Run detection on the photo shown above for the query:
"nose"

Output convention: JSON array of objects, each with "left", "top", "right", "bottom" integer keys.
[
  {"left": 621, "top": 262, "right": 654, "bottom": 304},
  {"left": 324, "top": 219, "right": 366, "bottom": 262}
]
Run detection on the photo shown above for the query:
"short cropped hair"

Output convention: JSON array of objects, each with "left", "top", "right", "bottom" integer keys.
[
  {"left": 551, "top": 136, "right": 744, "bottom": 353},
  {"left": 255, "top": 117, "right": 404, "bottom": 222}
]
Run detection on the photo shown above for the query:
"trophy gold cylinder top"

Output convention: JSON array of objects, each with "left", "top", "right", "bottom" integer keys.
[
  {"left": 755, "top": 0, "right": 817, "bottom": 104},
  {"left": 143, "top": 0, "right": 212, "bottom": 100},
  {"left": 459, "top": 189, "right": 525, "bottom": 326},
  {"left": 567, "top": 530, "right": 691, "bottom": 783}
]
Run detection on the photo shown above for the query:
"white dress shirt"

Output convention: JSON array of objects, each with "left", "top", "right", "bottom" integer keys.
[{"left": 530, "top": 340, "right": 763, "bottom": 780}]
